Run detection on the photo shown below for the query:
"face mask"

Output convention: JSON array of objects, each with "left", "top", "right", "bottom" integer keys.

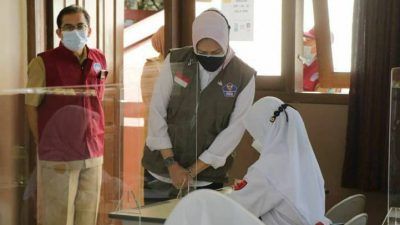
[
  {"left": 303, "top": 46, "right": 316, "bottom": 66},
  {"left": 62, "top": 30, "right": 88, "bottom": 52},
  {"left": 251, "top": 139, "right": 263, "bottom": 153},
  {"left": 195, "top": 53, "right": 226, "bottom": 72}
]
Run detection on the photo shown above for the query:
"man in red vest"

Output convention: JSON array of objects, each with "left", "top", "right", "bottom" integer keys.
[
  {"left": 25, "top": 5, "right": 107, "bottom": 225},
  {"left": 302, "top": 28, "right": 319, "bottom": 91}
]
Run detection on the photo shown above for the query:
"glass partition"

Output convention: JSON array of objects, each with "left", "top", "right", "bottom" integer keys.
[
  {"left": 384, "top": 67, "right": 400, "bottom": 224},
  {"left": 0, "top": 61, "right": 207, "bottom": 224}
]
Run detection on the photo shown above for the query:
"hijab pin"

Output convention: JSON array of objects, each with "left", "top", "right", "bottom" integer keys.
[{"left": 270, "top": 104, "right": 291, "bottom": 123}]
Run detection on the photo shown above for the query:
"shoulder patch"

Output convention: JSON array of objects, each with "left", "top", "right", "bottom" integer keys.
[{"left": 233, "top": 179, "right": 248, "bottom": 191}]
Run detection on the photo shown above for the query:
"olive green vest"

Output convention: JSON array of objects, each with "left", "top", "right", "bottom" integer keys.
[{"left": 142, "top": 46, "right": 255, "bottom": 183}]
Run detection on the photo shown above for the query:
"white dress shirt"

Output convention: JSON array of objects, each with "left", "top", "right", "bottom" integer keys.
[{"left": 146, "top": 54, "right": 255, "bottom": 183}]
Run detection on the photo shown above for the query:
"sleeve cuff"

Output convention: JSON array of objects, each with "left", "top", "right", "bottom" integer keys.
[
  {"left": 199, "top": 151, "right": 227, "bottom": 169},
  {"left": 25, "top": 95, "right": 42, "bottom": 107},
  {"left": 146, "top": 136, "right": 172, "bottom": 151}
]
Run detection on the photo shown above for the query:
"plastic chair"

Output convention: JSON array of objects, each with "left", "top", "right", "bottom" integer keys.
[
  {"left": 326, "top": 194, "right": 366, "bottom": 224},
  {"left": 344, "top": 213, "right": 368, "bottom": 225},
  {"left": 165, "top": 189, "right": 264, "bottom": 225}
]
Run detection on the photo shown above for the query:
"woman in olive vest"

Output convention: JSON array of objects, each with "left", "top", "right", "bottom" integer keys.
[{"left": 142, "top": 9, "right": 256, "bottom": 199}]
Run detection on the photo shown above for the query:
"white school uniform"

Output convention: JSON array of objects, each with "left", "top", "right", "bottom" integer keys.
[{"left": 229, "top": 96, "right": 331, "bottom": 225}]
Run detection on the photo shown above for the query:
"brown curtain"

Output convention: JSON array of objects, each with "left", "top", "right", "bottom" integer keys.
[{"left": 342, "top": 0, "right": 400, "bottom": 191}]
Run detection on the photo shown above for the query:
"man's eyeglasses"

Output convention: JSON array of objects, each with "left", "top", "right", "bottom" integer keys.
[{"left": 61, "top": 24, "right": 88, "bottom": 32}]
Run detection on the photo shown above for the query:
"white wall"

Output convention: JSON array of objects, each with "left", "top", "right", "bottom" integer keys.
[
  {"left": 0, "top": 0, "right": 27, "bottom": 89},
  {"left": 0, "top": 1, "right": 27, "bottom": 225}
]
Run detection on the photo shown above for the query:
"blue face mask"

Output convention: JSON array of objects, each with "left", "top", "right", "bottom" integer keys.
[{"left": 62, "top": 30, "right": 88, "bottom": 52}]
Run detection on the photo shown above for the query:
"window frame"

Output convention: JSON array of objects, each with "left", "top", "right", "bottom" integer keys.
[
  {"left": 167, "top": 0, "right": 349, "bottom": 105},
  {"left": 313, "top": 0, "right": 351, "bottom": 89}
]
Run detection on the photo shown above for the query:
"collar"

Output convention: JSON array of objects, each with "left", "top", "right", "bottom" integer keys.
[{"left": 58, "top": 42, "right": 88, "bottom": 64}]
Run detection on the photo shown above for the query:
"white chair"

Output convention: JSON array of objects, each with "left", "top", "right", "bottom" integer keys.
[
  {"left": 165, "top": 189, "right": 264, "bottom": 225},
  {"left": 344, "top": 213, "right": 368, "bottom": 225},
  {"left": 326, "top": 194, "right": 366, "bottom": 224}
]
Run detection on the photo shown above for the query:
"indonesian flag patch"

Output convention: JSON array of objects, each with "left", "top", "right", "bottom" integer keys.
[
  {"left": 174, "top": 71, "right": 191, "bottom": 88},
  {"left": 233, "top": 179, "right": 248, "bottom": 191}
]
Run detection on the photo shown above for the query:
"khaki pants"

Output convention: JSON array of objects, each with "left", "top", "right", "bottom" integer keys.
[{"left": 38, "top": 158, "right": 102, "bottom": 225}]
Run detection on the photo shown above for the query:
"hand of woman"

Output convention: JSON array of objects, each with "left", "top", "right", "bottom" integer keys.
[{"left": 168, "top": 163, "right": 190, "bottom": 189}]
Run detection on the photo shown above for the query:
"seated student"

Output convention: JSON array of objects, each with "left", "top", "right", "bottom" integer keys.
[{"left": 228, "top": 96, "right": 330, "bottom": 225}]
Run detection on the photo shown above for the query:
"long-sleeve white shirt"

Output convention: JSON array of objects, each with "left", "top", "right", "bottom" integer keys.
[
  {"left": 229, "top": 168, "right": 307, "bottom": 225},
  {"left": 146, "top": 53, "right": 255, "bottom": 170}
]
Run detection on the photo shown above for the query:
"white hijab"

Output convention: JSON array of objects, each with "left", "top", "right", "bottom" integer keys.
[
  {"left": 244, "top": 96, "right": 329, "bottom": 225},
  {"left": 192, "top": 9, "right": 235, "bottom": 69}
]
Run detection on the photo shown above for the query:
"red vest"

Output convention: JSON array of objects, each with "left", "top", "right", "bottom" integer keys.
[
  {"left": 303, "top": 59, "right": 319, "bottom": 91},
  {"left": 37, "top": 44, "right": 107, "bottom": 161}
]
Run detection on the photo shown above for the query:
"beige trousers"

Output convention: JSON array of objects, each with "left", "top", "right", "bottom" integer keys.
[{"left": 38, "top": 157, "right": 103, "bottom": 225}]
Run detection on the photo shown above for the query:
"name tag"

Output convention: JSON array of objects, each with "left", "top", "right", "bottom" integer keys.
[{"left": 99, "top": 69, "right": 108, "bottom": 80}]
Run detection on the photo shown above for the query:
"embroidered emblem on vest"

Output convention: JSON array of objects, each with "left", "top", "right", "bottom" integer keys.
[
  {"left": 222, "top": 82, "right": 238, "bottom": 97},
  {"left": 174, "top": 71, "right": 191, "bottom": 88},
  {"left": 93, "top": 62, "right": 102, "bottom": 73}
]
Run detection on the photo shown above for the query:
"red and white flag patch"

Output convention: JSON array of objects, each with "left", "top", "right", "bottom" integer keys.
[
  {"left": 233, "top": 179, "right": 248, "bottom": 191},
  {"left": 174, "top": 71, "right": 191, "bottom": 88}
]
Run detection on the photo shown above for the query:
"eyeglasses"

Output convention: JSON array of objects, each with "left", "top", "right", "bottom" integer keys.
[{"left": 61, "top": 24, "right": 88, "bottom": 32}]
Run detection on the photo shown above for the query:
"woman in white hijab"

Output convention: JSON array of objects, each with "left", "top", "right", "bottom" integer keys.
[
  {"left": 142, "top": 8, "right": 256, "bottom": 196},
  {"left": 229, "top": 96, "right": 330, "bottom": 225}
]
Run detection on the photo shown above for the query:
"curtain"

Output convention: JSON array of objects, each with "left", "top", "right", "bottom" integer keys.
[{"left": 342, "top": 0, "right": 400, "bottom": 191}]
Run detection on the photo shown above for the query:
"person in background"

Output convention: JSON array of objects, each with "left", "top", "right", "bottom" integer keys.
[
  {"left": 302, "top": 28, "right": 319, "bottom": 92},
  {"left": 229, "top": 96, "right": 330, "bottom": 225},
  {"left": 141, "top": 26, "right": 165, "bottom": 134},
  {"left": 141, "top": 9, "right": 256, "bottom": 199},
  {"left": 25, "top": 5, "right": 107, "bottom": 225},
  {"left": 301, "top": 28, "right": 341, "bottom": 93}
]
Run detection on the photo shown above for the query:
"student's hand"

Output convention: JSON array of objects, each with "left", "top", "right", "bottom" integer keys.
[{"left": 167, "top": 163, "right": 189, "bottom": 189}]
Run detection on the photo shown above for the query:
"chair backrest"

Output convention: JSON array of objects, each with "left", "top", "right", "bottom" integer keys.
[
  {"left": 165, "top": 189, "right": 264, "bottom": 225},
  {"left": 325, "top": 194, "right": 366, "bottom": 224},
  {"left": 344, "top": 213, "right": 368, "bottom": 225}
]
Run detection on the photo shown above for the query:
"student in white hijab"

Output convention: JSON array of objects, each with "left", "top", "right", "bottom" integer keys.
[
  {"left": 142, "top": 8, "right": 256, "bottom": 199},
  {"left": 229, "top": 96, "right": 330, "bottom": 225}
]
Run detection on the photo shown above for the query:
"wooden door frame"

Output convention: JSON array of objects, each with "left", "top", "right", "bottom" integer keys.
[
  {"left": 27, "top": 0, "right": 48, "bottom": 61},
  {"left": 164, "top": 0, "right": 195, "bottom": 53}
]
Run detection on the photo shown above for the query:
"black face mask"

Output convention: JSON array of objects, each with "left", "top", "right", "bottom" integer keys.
[{"left": 195, "top": 54, "right": 226, "bottom": 72}]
